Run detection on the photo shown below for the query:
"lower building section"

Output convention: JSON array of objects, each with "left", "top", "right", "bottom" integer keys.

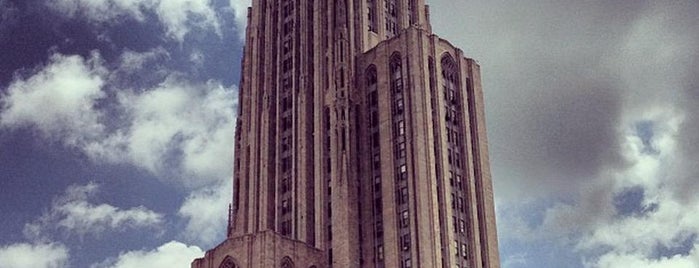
[{"left": 191, "top": 231, "right": 323, "bottom": 268}]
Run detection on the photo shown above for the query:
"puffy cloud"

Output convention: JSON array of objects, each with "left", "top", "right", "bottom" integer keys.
[
  {"left": 91, "top": 241, "right": 203, "bottom": 268},
  {"left": 0, "top": 52, "right": 107, "bottom": 147},
  {"left": 0, "top": 51, "right": 236, "bottom": 187},
  {"left": 24, "top": 182, "right": 163, "bottom": 239},
  {"left": 178, "top": 179, "right": 232, "bottom": 246},
  {"left": 46, "top": 0, "right": 220, "bottom": 42},
  {"left": 0, "top": 242, "right": 69, "bottom": 268},
  {"left": 105, "top": 78, "right": 235, "bottom": 186}
]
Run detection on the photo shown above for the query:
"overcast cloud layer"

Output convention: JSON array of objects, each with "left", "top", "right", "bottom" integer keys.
[
  {"left": 428, "top": 0, "right": 699, "bottom": 267},
  {"left": 0, "top": 1, "right": 698, "bottom": 268}
]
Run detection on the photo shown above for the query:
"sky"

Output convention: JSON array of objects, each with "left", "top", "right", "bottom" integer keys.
[{"left": 0, "top": 0, "right": 697, "bottom": 268}]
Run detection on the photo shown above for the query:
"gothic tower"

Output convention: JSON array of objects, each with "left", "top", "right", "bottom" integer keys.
[{"left": 192, "top": 1, "right": 499, "bottom": 267}]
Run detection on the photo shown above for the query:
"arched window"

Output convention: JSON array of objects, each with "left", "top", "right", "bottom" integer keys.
[
  {"left": 281, "top": 256, "right": 294, "bottom": 268},
  {"left": 390, "top": 53, "right": 405, "bottom": 117},
  {"left": 441, "top": 54, "right": 460, "bottom": 105},
  {"left": 219, "top": 256, "right": 238, "bottom": 268}
]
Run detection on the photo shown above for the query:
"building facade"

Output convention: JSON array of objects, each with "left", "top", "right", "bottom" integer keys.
[{"left": 192, "top": 1, "right": 499, "bottom": 267}]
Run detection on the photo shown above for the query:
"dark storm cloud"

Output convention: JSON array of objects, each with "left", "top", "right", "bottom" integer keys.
[{"left": 429, "top": 0, "right": 698, "bottom": 200}]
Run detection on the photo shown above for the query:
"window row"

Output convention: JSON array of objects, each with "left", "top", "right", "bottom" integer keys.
[
  {"left": 395, "top": 141, "right": 406, "bottom": 158},
  {"left": 444, "top": 87, "right": 460, "bottom": 104},
  {"left": 448, "top": 171, "right": 465, "bottom": 190},
  {"left": 453, "top": 216, "right": 467, "bottom": 234},
  {"left": 451, "top": 194, "right": 467, "bottom": 214},
  {"left": 397, "top": 164, "right": 407, "bottom": 180},
  {"left": 444, "top": 106, "right": 460, "bottom": 125},
  {"left": 394, "top": 120, "right": 405, "bottom": 137},
  {"left": 454, "top": 240, "right": 469, "bottom": 259},
  {"left": 372, "top": 153, "right": 381, "bottom": 169},
  {"left": 396, "top": 187, "right": 408, "bottom": 204},
  {"left": 393, "top": 95, "right": 404, "bottom": 115},
  {"left": 446, "top": 128, "right": 462, "bottom": 146},
  {"left": 400, "top": 234, "right": 411, "bottom": 251},
  {"left": 447, "top": 149, "right": 463, "bottom": 168}
]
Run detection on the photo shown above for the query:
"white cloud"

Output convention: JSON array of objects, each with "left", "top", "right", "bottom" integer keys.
[
  {"left": 178, "top": 179, "right": 232, "bottom": 246},
  {"left": 0, "top": 242, "right": 69, "bottom": 268},
  {"left": 0, "top": 52, "right": 106, "bottom": 147},
  {"left": 91, "top": 241, "right": 203, "bottom": 268},
  {"left": 46, "top": 0, "right": 220, "bottom": 42},
  {"left": 0, "top": 51, "right": 236, "bottom": 187},
  {"left": 229, "top": 0, "right": 251, "bottom": 34},
  {"left": 105, "top": 78, "right": 236, "bottom": 186},
  {"left": 25, "top": 183, "right": 163, "bottom": 239}
]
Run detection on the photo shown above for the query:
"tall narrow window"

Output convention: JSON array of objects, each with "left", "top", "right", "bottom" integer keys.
[
  {"left": 395, "top": 120, "right": 405, "bottom": 136},
  {"left": 367, "top": 66, "right": 378, "bottom": 87},
  {"left": 401, "top": 234, "right": 410, "bottom": 251},
  {"left": 385, "top": 0, "right": 399, "bottom": 37},
  {"left": 399, "top": 187, "right": 408, "bottom": 204},
  {"left": 390, "top": 55, "right": 403, "bottom": 93},
  {"left": 376, "top": 245, "right": 384, "bottom": 260},
  {"left": 400, "top": 210, "right": 409, "bottom": 228},
  {"left": 375, "top": 220, "right": 383, "bottom": 238},
  {"left": 441, "top": 55, "right": 460, "bottom": 109},
  {"left": 367, "top": 0, "right": 377, "bottom": 32},
  {"left": 398, "top": 164, "right": 407, "bottom": 180}
]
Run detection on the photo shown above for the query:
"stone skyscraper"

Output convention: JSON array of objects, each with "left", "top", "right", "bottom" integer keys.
[{"left": 192, "top": 1, "right": 499, "bottom": 267}]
